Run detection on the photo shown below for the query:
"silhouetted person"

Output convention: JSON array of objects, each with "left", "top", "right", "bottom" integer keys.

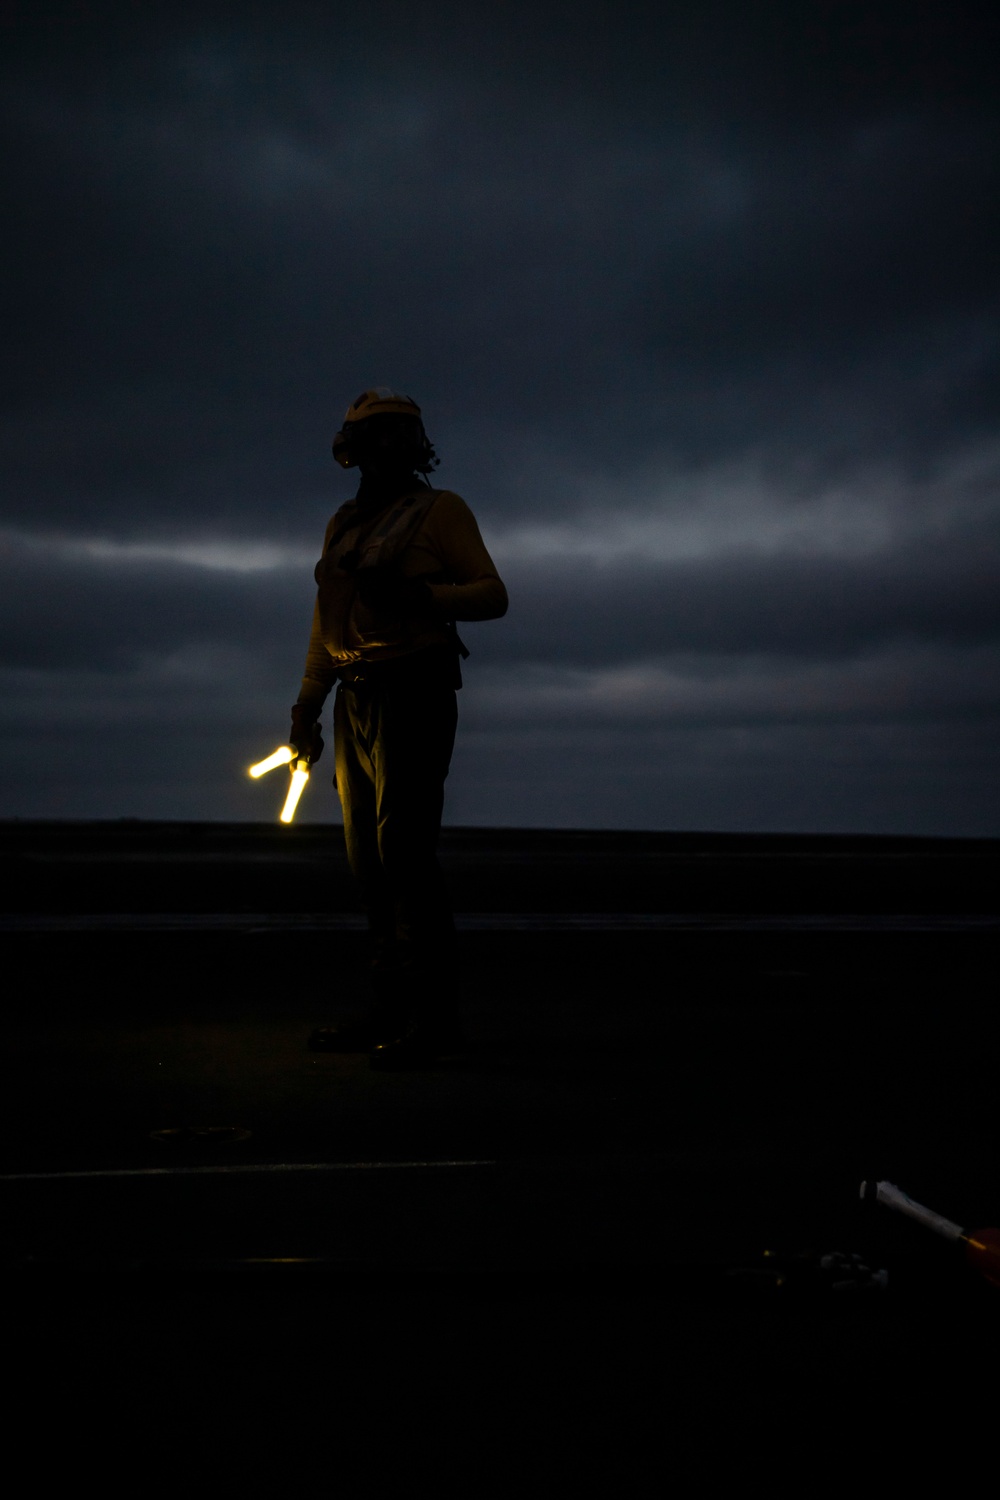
[{"left": 290, "top": 388, "right": 508, "bottom": 1068}]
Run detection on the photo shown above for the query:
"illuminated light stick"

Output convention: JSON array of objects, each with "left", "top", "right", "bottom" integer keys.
[
  {"left": 280, "top": 761, "right": 310, "bottom": 824},
  {"left": 248, "top": 744, "right": 311, "bottom": 824},
  {"left": 861, "top": 1179, "right": 1000, "bottom": 1288},
  {"left": 249, "top": 745, "right": 296, "bottom": 778}
]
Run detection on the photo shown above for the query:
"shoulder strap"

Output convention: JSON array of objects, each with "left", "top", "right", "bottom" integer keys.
[
  {"left": 324, "top": 500, "right": 362, "bottom": 555},
  {"left": 355, "top": 489, "right": 440, "bottom": 571}
]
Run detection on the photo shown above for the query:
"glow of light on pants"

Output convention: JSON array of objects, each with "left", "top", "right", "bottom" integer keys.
[
  {"left": 248, "top": 745, "right": 296, "bottom": 778},
  {"left": 280, "top": 763, "right": 310, "bottom": 823}
]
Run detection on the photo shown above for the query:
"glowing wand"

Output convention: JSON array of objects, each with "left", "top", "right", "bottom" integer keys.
[
  {"left": 248, "top": 744, "right": 311, "bottom": 824},
  {"left": 249, "top": 745, "right": 296, "bottom": 778},
  {"left": 279, "top": 760, "right": 310, "bottom": 823}
]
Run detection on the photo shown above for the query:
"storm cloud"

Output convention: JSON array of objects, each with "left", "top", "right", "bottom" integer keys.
[{"left": 2, "top": 2, "right": 998, "bottom": 832}]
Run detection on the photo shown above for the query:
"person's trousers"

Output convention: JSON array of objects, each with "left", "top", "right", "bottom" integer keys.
[{"left": 333, "top": 655, "right": 459, "bottom": 1026}]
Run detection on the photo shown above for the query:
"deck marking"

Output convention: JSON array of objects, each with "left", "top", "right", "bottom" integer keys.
[
  {"left": 0, "top": 1160, "right": 497, "bottom": 1184},
  {"left": 2, "top": 912, "right": 997, "bottom": 933}
]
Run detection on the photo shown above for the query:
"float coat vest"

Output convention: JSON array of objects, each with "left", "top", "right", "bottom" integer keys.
[{"left": 312, "top": 488, "right": 440, "bottom": 662}]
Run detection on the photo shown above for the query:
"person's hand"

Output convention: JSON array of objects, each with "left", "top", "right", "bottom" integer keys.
[
  {"left": 355, "top": 569, "right": 431, "bottom": 615},
  {"left": 289, "top": 703, "right": 324, "bottom": 765}
]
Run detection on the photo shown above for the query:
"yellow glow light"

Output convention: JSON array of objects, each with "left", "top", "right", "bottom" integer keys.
[
  {"left": 249, "top": 744, "right": 296, "bottom": 778},
  {"left": 280, "top": 763, "right": 310, "bottom": 824}
]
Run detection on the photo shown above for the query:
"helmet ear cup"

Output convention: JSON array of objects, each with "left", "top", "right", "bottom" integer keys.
[
  {"left": 417, "top": 434, "right": 439, "bottom": 473},
  {"left": 332, "top": 428, "right": 356, "bottom": 468}
]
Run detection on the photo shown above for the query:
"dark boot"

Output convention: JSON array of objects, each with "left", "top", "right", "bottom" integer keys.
[
  {"left": 308, "top": 1015, "right": 383, "bottom": 1052},
  {"left": 308, "top": 984, "right": 407, "bottom": 1053},
  {"left": 368, "top": 1009, "right": 464, "bottom": 1070}
]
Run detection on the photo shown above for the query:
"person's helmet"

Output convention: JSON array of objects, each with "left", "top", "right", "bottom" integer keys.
[{"left": 332, "top": 386, "right": 439, "bottom": 472}]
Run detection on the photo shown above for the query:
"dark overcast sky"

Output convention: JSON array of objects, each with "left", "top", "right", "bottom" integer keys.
[{"left": 2, "top": 1, "right": 998, "bottom": 833}]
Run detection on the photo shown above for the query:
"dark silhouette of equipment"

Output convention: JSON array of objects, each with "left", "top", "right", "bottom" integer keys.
[{"left": 862, "top": 1179, "right": 1000, "bottom": 1288}]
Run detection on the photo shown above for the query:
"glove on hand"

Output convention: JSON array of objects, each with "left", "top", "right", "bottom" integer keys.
[
  {"left": 355, "top": 569, "right": 432, "bottom": 615},
  {"left": 289, "top": 702, "right": 324, "bottom": 765}
]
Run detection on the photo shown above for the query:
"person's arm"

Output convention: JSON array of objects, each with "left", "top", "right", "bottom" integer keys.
[
  {"left": 297, "top": 596, "right": 338, "bottom": 706},
  {"left": 420, "top": 492, "right": 508, "bottom": 621},
  {"left": 295, "top": 515, "right": 341, "bottom": 709},
  {"left": 286, "top": 599, "right": 334, "bottom": 759}
]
